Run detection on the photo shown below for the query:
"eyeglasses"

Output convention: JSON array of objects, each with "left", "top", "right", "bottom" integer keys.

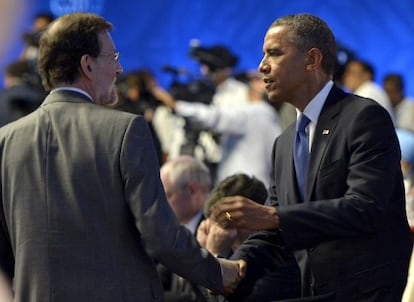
[{"left": 99, "top": 51, "right": 120, "bottom": 62}]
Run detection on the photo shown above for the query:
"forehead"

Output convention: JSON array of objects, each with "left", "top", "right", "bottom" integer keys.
[
  {"left": 346, "top": 62, "right": 364, "bottom": 72},
  {"left": 98, "top": 31, "right": 115, "bottom": 50},
  {"left": 263, "top": 26, "right": 292, "bottom": 47}
]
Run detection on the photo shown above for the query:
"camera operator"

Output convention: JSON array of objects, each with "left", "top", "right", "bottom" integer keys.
[
  {"left": 165, "top": 44, "right": 249, "bottom": 182},
  {"left": 152, "top": 70, "right": 281, "bottom": 188}
]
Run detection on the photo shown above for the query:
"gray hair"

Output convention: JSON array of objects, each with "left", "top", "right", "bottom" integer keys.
[{"left": 161, "top": 156, "right": 212, "bottom": 192}]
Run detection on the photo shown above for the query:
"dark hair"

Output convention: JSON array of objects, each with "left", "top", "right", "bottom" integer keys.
[
  {"left": 349, "top": 59, "right": 375, "bottom": 79},
  {"left": 34, "top": 12, "right": 55, "bottom": 24},
  {"left": 270, "top": 13, "right": 336, "bottom": 75},
  {"left": 125, "top": 69, "right": 154, "bottom": 92},
  {"left": 38, "top": 12, "right": 112, "bottom": 91},
  {"left": 204, "top": 174, "right": 268, "bottom": 217},
  {"left": 383, "top": 73, "right": 404, "bottom": 91},
  {"left": 190, "top": 44, "right": 238, "bottom": 71},
  {"left": 5, "top": 59, "right": 43, "bottom": 89}
]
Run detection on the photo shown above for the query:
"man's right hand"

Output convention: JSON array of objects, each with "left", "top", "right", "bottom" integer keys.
[
  {"left": 217, "top": 258, "right": 247, "bottom": 295},
  {"left": 210, "top": 196, "right": 280, "bottom": 231}
]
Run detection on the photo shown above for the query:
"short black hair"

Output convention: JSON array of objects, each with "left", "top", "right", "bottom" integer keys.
[{"left": 204, "top": 174, "right": 267, "bottom": 217}]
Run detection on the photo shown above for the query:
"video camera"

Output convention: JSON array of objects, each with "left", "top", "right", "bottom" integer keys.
[{"left": 189, "top": 44, "right": 239, "bottom": 72}]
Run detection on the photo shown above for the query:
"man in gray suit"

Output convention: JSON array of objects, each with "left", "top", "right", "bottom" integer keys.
[{"left": 0, "top": 12, "right": 242, "bottom": 301}]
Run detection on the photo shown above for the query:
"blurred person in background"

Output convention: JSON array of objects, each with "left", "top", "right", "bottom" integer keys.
[
  {"left": 342, "top": 58, "right": 394, "bottom": 122},
  {"left": 163, "top": 44, "right": 249, "bottom": 182},
  {"left": 0, "top": 59, "right": 45, "bottom": 126},
  {"left": 383, "top": 73, "right": 414, "bottom": 132},
  {"left": 152, "top": 70, "right": 281, "bottom": 187},
  {"left": 21, "top": 11, "right": 55, "bottom": 60},
  {"left": 112, "top": 69, "right": 163, "bottom": 164},
  {"left": 198, "top": 173, "right": 301, "bottom": 301},
  {"left": 157, "top": 155, "right": 212, "bottom": 302},
  {"left": 396, "top": 128, "right": 414, "bottom": 230}
]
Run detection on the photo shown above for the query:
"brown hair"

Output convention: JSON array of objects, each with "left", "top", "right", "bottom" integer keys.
[{"left": 38, "top": 12, "right": 112, "bottom": 91}]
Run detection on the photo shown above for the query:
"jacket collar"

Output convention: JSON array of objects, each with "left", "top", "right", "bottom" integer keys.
[
  {"left": 305, "top": 85, "right": 349, "bottom": 200},
  {"left": 41, "top": 90, "right": 94, "bottom": 107}
]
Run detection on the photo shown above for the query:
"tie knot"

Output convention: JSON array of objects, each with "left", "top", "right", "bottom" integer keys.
[{"left": 297, "top": 114, "right": 310, "bottom": 133}]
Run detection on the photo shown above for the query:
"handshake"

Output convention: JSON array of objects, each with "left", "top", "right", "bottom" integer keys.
[
  {"left": 198, "top": 194, "right": 280, "bottom": 295},
  {"left": 217, "top": 257, "right": 247, "bottom": 295}
]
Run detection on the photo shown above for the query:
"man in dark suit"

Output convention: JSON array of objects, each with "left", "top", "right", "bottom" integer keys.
[
  {"left": 0, "top": 12, "right": 242, "bottom": 301},
  {"left": 210, "top": 13, "right": 413, "bottom": 301}
]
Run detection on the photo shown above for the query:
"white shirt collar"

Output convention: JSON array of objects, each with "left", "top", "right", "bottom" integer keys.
[
  {"left": 184, "top": 211, "right": 204, "bottom": 234},
  {"left": 297, "top": 80, "right": 334, "bottom": 125},
  {"left": 295, "top": 80, "right": 334, "bottom": 150}
]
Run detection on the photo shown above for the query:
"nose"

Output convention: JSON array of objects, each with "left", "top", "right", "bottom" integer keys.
[
  {"left": 116, "top": 61, "right": 123, "bottom": 75},
  {"left": 258, "top": 57, "right": 269, "bottom": 74}
]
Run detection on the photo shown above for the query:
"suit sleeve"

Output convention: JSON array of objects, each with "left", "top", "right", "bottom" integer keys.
[{"left": 120, "top": 116, "right": 223, "bottom": 292}]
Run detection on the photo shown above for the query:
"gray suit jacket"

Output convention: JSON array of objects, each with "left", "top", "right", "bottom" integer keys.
[{"left": 0, "top": 90, "right": 222, "bottom": 301}]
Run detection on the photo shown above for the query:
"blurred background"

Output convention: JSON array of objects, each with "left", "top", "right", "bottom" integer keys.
[{"left": 0, "top": 0, "right": 413, "bottom": 94}]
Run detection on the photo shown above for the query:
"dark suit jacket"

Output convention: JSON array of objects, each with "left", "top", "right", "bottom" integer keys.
[
  {"left": 0, "top": 91, "right": 222, "bottom": 302},
  {"left": 233, "top": 85, "right": 413, "bottom": 301}
]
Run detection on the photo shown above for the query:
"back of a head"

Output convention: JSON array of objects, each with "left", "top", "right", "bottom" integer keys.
[
  {"left": 161, "top": 155, "right": 212, "bottom": 192},
  {"left": 33, "top": 12, "right": 55, "bottom": 31},
  {"left": 5, "top": 60, "right": 34, "bottom": 81},
  {"left": 4, "top": 60, "right": 43, "bottom": 91},
  {"left": 270, "top": 13, "right": 336, "bottom": 76},
  {"left": 204, "top": 174, "right": 268, "bottom": 217},
  {"left": 354, "top": 59, "right": 375, "bottom": 79},
  {"left": 38, "top": 12, "right": 112, "bottom": 91}
]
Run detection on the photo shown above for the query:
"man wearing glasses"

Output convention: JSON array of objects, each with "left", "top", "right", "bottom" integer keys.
[{"left": 0, "top": 12, "right": 243, "bottom": 302}]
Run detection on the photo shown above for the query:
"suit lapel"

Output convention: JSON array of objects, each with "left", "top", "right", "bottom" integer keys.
[
  {"left": 306, "top": 86, "right": 347, "bottom": 200},
  {"left": 275, "top": 124, "right": 302, "bottom": 205},
  {"left": 286, "top": 125, "right": 302, "bottom": 202}
]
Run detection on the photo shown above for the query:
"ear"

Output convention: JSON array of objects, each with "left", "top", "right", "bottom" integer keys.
[
  {"left": 80, "top": 54, "right": 94, "bottom": 77},
  {"left": 305, "top": 48, "right": 323, "bottom": 71}
]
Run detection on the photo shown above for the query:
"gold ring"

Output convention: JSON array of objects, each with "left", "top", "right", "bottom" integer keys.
[{"left": 225, "top": 211, "right": 232, "bottom": 221}]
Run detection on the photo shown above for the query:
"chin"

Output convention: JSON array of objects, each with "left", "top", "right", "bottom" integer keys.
[
  {"left": 108, "top": 94, "right": 119, "bottom": 106},
  {"left": 267, "top": 93, "right": 282, "bottom": 104},
  {"left": 101, "top": 91, "right": 119, "bottom": 106}
]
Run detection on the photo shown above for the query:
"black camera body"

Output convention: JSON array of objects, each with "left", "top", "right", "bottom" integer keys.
[{"left": 189, "top": 44, "right": 238, "bottom": 72}]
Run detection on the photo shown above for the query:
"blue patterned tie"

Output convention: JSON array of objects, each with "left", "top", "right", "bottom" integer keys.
[{"left": 294, "top": 114, "right": 310, "bottom": 201}]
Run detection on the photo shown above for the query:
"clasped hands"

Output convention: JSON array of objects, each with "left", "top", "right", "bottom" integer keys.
[{"left": 198, "top": 196, "right": 280, "bottom": 294}]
